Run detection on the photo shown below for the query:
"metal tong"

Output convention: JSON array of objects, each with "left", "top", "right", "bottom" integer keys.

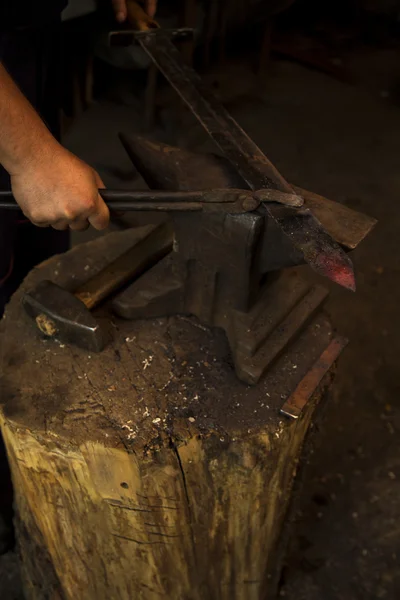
[{"left": 0, "top": 188, "right": 303, "bottom": 213}]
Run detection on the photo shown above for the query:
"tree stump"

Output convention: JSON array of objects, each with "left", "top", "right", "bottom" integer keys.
[{"left": 0, "top": 227, "right": 342, "bottom": 600}]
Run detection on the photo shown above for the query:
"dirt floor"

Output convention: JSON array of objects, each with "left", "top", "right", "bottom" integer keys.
[{"left": 1, "top": 27, "right": 400, "bottom": 600}]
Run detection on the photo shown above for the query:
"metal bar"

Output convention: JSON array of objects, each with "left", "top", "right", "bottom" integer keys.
[
  {"left": 0, "top": 189, "right": 239, "bottom": 211},
  {"left": 280, "top": 336, "right": 348, "bottom": 419},
  {"left": 106, "top": 201, "right": 202, "bottom": 211},
  {"left": 105, "top": 189, "right": 243, "bottom": 204},
  {"left": 0, "top": 188, "right": 303, "bottom": 213},
  {"left": 136, "top": 31, "right": 292, "bottom": 193}
]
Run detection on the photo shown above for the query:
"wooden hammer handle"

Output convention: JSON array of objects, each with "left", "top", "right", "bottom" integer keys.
[
  {"left": 74, "top": 222, "right": 173, "bottom": 310},
  {"left": 126, "top": 0, "right": 159, "bottom": 31}
]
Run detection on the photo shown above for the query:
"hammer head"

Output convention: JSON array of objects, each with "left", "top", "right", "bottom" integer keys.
[{"left": 23, "top": 280, "right": 105, "bottom": 353}]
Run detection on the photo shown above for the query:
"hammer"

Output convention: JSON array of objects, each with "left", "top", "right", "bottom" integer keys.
[{"left": 23, "top": 222, "right": 173, "bottom": 352}]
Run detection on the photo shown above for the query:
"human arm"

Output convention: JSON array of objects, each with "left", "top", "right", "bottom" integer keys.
[{"left": 0, "top": 63, "right": 109, "bottom": 231}]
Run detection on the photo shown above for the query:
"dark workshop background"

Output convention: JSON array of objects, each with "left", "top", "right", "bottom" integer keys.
[{"left": 1, "top": 0, "right": 400, "bottom": 597}]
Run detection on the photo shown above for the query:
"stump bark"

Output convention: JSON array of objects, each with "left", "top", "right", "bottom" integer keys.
[{"left": 0, "top": 227, "right": 339, "bottom": 600}]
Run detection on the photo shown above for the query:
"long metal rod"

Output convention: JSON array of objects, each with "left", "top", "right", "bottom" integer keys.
[
  {"left": 0, "top": 188, "right": 243, "bottom": 212},
  {"left": 0, "top": 189, "right": 208, "bottom": 210},
  {"left": 0, "top": 188, "right": 303, "bottom": 212},
  {"left": 280, "top": 336, "right": 348, "bottom": 419}
]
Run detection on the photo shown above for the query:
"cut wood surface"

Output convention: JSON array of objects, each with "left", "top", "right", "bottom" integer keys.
[{"left": 0, "top": 227, "right": 336, "bottom": 600}]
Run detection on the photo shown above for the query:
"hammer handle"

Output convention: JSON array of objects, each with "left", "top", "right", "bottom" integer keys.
[
  {"left": 126, "top": 0, "right": 159, "bottom": 31},
  {"left": 75, "top": 221, "right": 173, "bottom": 310}
]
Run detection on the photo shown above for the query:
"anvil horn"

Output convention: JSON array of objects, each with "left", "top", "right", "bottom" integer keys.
[{"left": 119, "top": 133, "right": 246, "bottom": 191}]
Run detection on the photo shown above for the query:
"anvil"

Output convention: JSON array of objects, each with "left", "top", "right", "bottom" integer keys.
[{"left": 105, "top": 133, "right": 374, "bottom": 387}]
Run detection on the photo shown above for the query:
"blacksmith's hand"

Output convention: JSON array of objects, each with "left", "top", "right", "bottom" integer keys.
[
  {"left": 11, "top": 146, "right": 110, "bottom": 232},
  {"left": 112, "top": 0, "right": 158, "bottom": 22}
]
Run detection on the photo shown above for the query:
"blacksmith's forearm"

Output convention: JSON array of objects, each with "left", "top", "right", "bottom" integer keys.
[{"left": 0, "top": 63, "right": 60, "bottom": 176}]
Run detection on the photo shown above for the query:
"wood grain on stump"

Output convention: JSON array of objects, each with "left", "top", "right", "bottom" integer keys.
[{"left": 0, "top": 227, "right": 335, "bottom": 600}]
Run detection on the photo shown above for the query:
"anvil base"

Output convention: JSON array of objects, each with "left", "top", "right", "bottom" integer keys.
[{"left": 114, "top": 255, "right": 342, "bottom": 398}]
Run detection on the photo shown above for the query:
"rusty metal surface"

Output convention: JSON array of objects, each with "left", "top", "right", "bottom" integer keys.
[
  {"left": 294, "top": 186, "right": 377, "bottom": 250},
  {"left": 280, "top": 336, "right": 348, "bottom": 419},
  {"left": 260, "top": 204, "right": 356, "bottom": 291}
]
